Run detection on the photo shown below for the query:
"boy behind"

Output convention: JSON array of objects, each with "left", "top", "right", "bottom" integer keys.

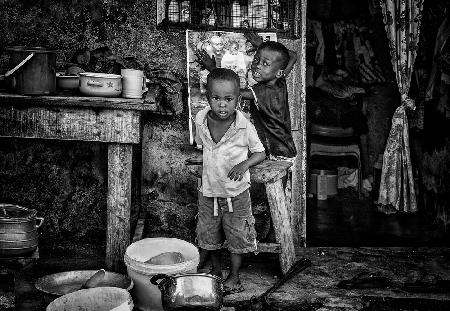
[
  {"left": 197, "top": 34, "right": 298, "bottom": 159},
  {"left": 195, "top": 68, "right": 266, "bottom": 294},
  {"left": 240, "top": 36, "right": 298, "bottom": 159}
]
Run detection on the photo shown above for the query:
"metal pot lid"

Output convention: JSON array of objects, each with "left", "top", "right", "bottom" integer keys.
[
  {"left": 5, "top": 46, "right": 57, "bottom": 53},
  {"left": 79, "top": 72, "right": 121, "bottom": 79},
  {"left": 0, "top": 203, "right": 37, "bottom": 220}
]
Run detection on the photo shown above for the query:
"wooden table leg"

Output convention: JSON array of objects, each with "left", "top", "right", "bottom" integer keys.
[
  {"left": 107, "top": 143, "right": 132, "bottom": 272},
  {"left": 265, "top": 178, "right": 296, "bottom": 275},
  {"left": 130, "top": 142, "right": 143, "bottom": 241}
]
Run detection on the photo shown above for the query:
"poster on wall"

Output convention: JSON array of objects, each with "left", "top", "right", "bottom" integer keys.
[{"left": 186, "top": 30, "right": 277, "bottom": 145}]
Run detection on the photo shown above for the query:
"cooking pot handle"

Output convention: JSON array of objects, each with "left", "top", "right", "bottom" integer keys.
[
  {"left": 5, "top": 52, "right": 35, "bottom": 77},
  {"left": 35, "top": 217, "right": 44, "bottom": 229},
  {"left": 87, "top": 81, "right": 103, "bottom": 87},
  {"left": 150, "top": 274, "right": 172, "bottom": 286}
]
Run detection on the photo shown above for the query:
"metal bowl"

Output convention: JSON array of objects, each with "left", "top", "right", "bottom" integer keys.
[
  {"left": 35, "top": 270, "right": 133, "bottom": 303},
  {"left": 56, "top": 74, "right": 79, "bottom": 90}
]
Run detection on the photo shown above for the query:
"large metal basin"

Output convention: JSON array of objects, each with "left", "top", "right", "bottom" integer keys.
[{"left": 35, "top": 270, "right": 133, "bottom": 303}]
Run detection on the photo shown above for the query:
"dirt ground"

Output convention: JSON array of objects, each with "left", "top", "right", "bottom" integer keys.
[{"left": 2, "top": 241, "right": 450, "bottom": 311}]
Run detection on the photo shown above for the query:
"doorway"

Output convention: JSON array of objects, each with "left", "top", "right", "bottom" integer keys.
[{"left": 304, "top": 0, "right": 450, "bottom": 246}]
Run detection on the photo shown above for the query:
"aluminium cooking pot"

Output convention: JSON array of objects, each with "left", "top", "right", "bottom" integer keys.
[
  {"left": 150, "top": 273, "right": 223, "bottom": 310},
  {"left": 3, "top": 46, "right": 57, "bottom": 95},
  {"left": 78, "top": 72, "right": 122, "bottom": 97},
  {"left": 0, "top": 203, "right": 44, "bottom": 256}
]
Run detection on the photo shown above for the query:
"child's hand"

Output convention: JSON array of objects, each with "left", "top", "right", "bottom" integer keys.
[
  {"left": 228, "top": 162, "right": 249, "bottom": 181},
  {"left": 244, "top": 32, "right": 263, "bottom": 48},
  {"left": 195, "top": 49, "right": 216, "bottom": 71}
]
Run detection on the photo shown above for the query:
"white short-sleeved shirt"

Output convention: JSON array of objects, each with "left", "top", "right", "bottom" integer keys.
[{"left": 195, "top": 107, "right": 265, "bottom": 198}]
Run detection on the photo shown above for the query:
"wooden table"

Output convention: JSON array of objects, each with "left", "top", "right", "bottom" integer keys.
[{"left": 0, "top": 92, "right": 156, "bottom": 272}]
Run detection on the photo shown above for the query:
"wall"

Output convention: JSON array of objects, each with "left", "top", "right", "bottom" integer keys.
[
  {"left": 0, "top": 0, "right": 199, "bottom": 244},
  {"left": 0, "top": 0, "right": 307, "bottom": 246}
]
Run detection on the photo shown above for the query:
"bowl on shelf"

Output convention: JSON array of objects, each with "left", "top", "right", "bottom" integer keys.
[{"left": 56, "top": 73, "right": 79, "bottom": 90}]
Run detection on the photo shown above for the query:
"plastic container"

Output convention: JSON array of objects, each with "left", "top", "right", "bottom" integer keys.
[
  {"left": 309, "top": 169, "right": 338, "bottom": 198},
  {"left": 46, "top": 287, "right": 133, "bottom": 311},
  {"left": 121, "top": 69, "right": 147, "bottom": 99},
  {"left": 317, "top": 171, "right": 328, "bottom": 200},
  {"left": 124, "top": 238, "right": 199, "bottom": 311}
]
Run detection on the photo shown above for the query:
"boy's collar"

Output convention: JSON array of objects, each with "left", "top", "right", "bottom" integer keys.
[{"left": 200, "top": 107, "right": 247, "bottom": 129}]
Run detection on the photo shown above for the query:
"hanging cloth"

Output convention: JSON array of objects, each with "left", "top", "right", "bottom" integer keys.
[
  {"left": 377, "top": 0, "right": 423, "bottom": 213},
  {"left": 425, "top": 17, "right": 450, "bottom": 101}
]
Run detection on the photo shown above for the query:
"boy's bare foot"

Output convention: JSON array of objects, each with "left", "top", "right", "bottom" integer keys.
[{"left": 223, "top": 274, "right": 244, "bottom": 295}]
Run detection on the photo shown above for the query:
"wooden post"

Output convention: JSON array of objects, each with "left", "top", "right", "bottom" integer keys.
[
  {"left": 281, "top": 0, "right": 308, "bottom": 248},
  {"left": 296, "top": 0, "right": 308, "bottom": 247},
  {"left": 107, "top": 143, "right": 133, "bottom": 272},
  {"left": 265, "top": 178, "right": 296, "bottom": 275}
]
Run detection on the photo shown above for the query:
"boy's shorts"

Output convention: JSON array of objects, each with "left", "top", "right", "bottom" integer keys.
[{"left": 196, "top": 189, "right": 257, "bottom": 254}]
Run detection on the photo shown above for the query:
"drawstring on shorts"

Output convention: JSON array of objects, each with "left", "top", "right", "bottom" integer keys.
[{"left": 213, "top": 197, "right": 233, "bottom": 216}]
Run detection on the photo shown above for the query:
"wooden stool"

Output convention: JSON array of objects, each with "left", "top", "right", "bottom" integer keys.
[{"left": 185, "top": 159, "right": 296, "bottom": 275}]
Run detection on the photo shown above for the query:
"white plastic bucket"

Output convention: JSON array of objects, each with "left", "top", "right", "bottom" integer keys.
[
  {"left": 124, "top": 238, "right": 199, "bottom": 311},
  {"left": 46, "top": 287, "right": 133, "bottom": 311}
]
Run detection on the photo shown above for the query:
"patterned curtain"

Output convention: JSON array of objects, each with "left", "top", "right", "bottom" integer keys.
[{"left": 378, "top": 0, "right": 423, "bottom": 213}]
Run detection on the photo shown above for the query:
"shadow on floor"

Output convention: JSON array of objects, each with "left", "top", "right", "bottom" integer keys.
[{"left": 306, "top": 189, "right": 450, "bottom": 247}]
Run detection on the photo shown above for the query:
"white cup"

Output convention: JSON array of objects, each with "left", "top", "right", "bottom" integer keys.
[{"left": 121, "top": 69, "right": 147, "bottom": 99}]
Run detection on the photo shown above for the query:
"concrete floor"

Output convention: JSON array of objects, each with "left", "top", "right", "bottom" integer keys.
[
  {"left": 3, "top": 243, "right": 450, "bottom": 311},
  {"left": 2, "top": 192, "right": 450, "bottom": 311}
]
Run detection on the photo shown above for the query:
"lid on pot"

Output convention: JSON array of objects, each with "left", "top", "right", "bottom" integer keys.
[{"left": 0, "top": 203, "right": 37, "bottom": 220}]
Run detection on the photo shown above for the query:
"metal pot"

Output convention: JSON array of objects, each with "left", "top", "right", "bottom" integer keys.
[
  {"left": 78, "top": 72, "right": 122, "bottom": 97},
  {"left": 150, "top": 273, "right": 223, "bottom": 311},
  {"left": 0, "top": 203, "right": 44, "bottom": 256},
  {"left": 3, "top": 46, "right": 57, "bottom": 95}
]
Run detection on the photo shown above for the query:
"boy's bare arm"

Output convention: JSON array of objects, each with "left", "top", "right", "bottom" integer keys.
[
  {"left": 246, "top": 151, "right": 266, "bottom": 168},
  {"left": 228, "top": 151, "right": 265, "bottom": 181},
  {"left": 240, "top": 88, "right": 255, "bottom": 100},
  {"left": 244, "top": 32, "right": 263, "bottom": 49},
  {"left": 283, "top": 49, "right": 297, "bottom": 77},
  {"left": 195, "top": 49, "right": 216, "bottom": 72}
]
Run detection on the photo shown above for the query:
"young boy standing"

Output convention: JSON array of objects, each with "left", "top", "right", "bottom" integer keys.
[{"left": 195, "top": 68, "right": 266, "bottom": 294}]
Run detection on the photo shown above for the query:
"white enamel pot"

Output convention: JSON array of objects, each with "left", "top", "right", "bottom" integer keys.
[{"left": 79, "top": 72, "right": 122, "bottom": 97}]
